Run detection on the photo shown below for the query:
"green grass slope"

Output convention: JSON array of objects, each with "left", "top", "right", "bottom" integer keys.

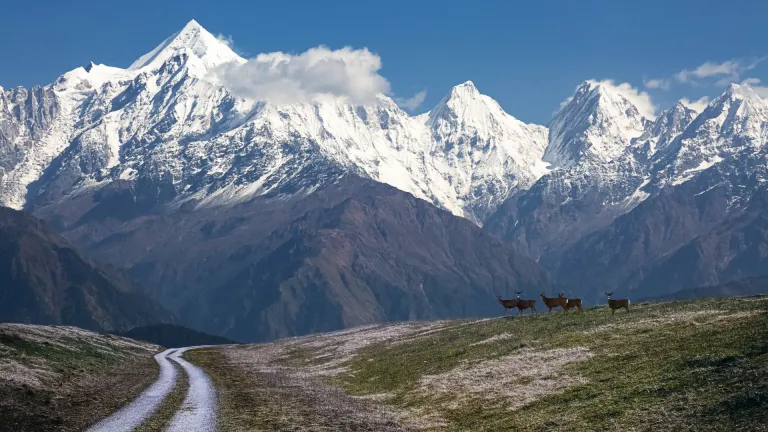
[
  {"left": 0, "top": 324, "right": 161, "bottom": 432},
  {"left": 195, "top": 296, "right": 768, "bottom": 431}
]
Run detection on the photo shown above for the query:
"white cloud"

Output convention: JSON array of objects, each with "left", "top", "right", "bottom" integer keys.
[
  {"left": 557, "top": 96, "right": 573, "bottom": 110},
  {"left": 215, "top": 33, "right": 235, "bottom": 49},
  {"left": 211, "top": 46, "right": 391, "bottom": 105},
  {"left": 742, "top": 77, "right": 762, "bottom": 86},
  {"left": 675, "top": 60, "right": 739, "bottom": 82},
  {"left": 643, "top": 78, "right": 670, "bottom": 90},
  {"left": 741, "top": 78, "right": 768, "bottom": 98},
  {"left": 588, "top": 79, "right": 658, "bottom": 119},
  {"left": 674, "top": 58, "right": 763, "bottom": 86},
  {"left": 753, "top": 87, "right": 768, "bottom": 98},
  {"left": 680, "top": 96, "right": 710, "bottom": 113},
  {"left": 395, "top": 90, "right": 427, "bottom": 110},
  {"left": 643, "top": 58, "right": 765, "bottom": 92}
]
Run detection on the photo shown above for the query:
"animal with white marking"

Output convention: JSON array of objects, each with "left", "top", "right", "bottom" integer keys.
[
  {"left": 605, "top": 292, "right": 630, "bottom": 315},
  {"left": 540, "top": 292, "right": 567, "bottom": 313},
  {"left": 561, "top": 293, "right": 583, "bottom": 312},
  {"left": 515, "top": 290, "right": 538, "bottom": 315}
]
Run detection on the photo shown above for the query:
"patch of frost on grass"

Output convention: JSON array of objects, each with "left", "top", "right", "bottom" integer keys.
[
  {"left": 469, "top": 333, "right": 515, "bottom": 346},
  {"left": 0, "top": 359, "right": 58, "bottom": 389},
  {"left": 584, "top": 309, "right": 730, "bottom": 334},
  {"left": 280, "top": 321, "right": 449, "bottom": 377},
  {"left": 419, "top": 347, "right": 593, "bottom": 411}
]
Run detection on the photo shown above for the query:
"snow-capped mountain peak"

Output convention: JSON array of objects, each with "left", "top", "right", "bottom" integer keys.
[
  {"left": 544, "top": 80, "right": 648, "bottom": 168},
  {"left": 650, "top": 101, "right": 697, "bottom": 142},
  {"left": 705, "top": 83, "right": 768, "bottom": 136},
  {"left": 653, "top": 82, "right": 768, "bottom": 182},
  {"left": 627, "top": 99, "right": 698, "bottom": 160},
  {"left": 7, "top": 19, "right": 764, "bottom": 241},
  {"left": 0, "top": 20, "right": 557, "bottom": 225},
  {"left": 423, "top": 82, "right": 550, "bottom": 221},
  {"left": 448, "top": 80, "right": 480, "bottom": 97},
  {"left": 128, "top": 19, "right": 244, "bottom": 71},
  {"left": 724, "top": 83, "right": 764, "bottom": 101},
  {"left": 426, "top": 80, "right": 543, "bottom": 141}
]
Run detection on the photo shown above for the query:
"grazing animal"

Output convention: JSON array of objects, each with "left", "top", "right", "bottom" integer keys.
[
  {"left": 561, "top": 293, "right": 583, "bottom": 312},
  {"left": 515, "top": 290, "right": 538, "bottom": 315},
  {"left": 540, "top": 292, "right": 567, "bottom": 313},
  {"left": 496, "top": 296, "right": 519, "bottom": 316},
  {"left": 605, "top": 292, "right": 630, "bottom": 315}
]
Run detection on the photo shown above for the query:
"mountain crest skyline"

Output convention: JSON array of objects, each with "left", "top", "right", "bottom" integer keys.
[{"left": 3, "top": 9, "right": 768, "bottom": 355}]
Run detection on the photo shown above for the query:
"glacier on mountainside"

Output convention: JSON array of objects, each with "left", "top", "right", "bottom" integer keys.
[
  {"left": 0, "top": 20, "right": 550, "bottom": 224},
  {"left": 3, "top": 19, "right": 768, "bottom": 233}
]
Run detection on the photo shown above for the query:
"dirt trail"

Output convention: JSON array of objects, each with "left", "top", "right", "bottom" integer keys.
[{"left": 86, "top": 348, "right": 179, "bottom": 432}]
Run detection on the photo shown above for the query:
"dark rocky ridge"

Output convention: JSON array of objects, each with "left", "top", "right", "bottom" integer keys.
[
  {"left": 532, "top": 157, "right": 768, "bottom": 303},
  {"left": 116, "top": 323, "right": 236, "bottom": 348},
  {"left": 642, "top": 277, "right": 768, "bottom": 301},
  {"left": 34, "top": 176, "right": 555, "bottom": 342},
  {"left": 0, "top": 207, "right": 174, "bottom": 331},
  {"left": 485, "top": 87, "right": 768, "bottom": 303}
]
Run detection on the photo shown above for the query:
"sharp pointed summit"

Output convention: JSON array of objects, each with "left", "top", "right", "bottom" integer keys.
[
  {"left": 424, "top": 80, "right": 550, "bottom": 219},
  {"left": 544, "top": 80, "right": 648, "bottom": 167},
  {"left": 428, "top": 80, "right": 509, "bottom": 127},
  {"left": 128, "top": 19, "right": 244, "bottom": 71},
  {"left": 652, "top": 100, "right": 697, "bottom": 136},
  {"left": 451, "top": 80, "right": 478, "bottom": 93},
  {"left": 636, "top": 99, "right": 698, "bottom": 157}
]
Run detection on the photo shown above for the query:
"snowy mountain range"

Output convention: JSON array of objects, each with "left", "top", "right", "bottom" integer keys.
[
  {"left": 1, "top": 20, "right": 551, "bottom": 225},
  {"left": 5, "top": 20, "right": 764, "bottom": 231},
  {"left": 3, "top": 19, "right": 768, "bottom": 318}
]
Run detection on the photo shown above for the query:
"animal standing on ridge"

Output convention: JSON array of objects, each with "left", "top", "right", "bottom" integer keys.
[
  {"left": 496, "top": 296, "right": 519, "bottom": 316},
  {"left": 515, "top": 290, "right": 538, "bottom": 315},
  {"left": 561, "top": 293, "right": 583, "bottom": 312},
  {"left": 540, "top": 292, "right": 567, "bottom": 313},
  {"left": 606, "top": 292, "right": 630, "bottom": 315}
]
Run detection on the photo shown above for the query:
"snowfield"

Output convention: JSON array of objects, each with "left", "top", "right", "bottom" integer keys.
[{"left": 2, "top": 19, "right": 768, "bottom": 231}]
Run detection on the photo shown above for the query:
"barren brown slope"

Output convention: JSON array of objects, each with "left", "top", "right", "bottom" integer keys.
[
  {"left": 35, "top": 176, "right": 554, "bottom": 342},
  {"left": 194, "top": 181, "right": 554, "bottom": 341},
  {"left": 541, "top": 164, "right": 768, "bottom": 303},
  {"left": 634, "top": 188, "right": 768, "bottom": 297},
  {"left": 0, "top": 207, "right": 174, "bottom": 332}
]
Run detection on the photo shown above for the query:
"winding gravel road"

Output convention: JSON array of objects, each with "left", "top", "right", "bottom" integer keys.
[
  {"left": 86, "top": 346, "right": 217, "bottom": 432},
  {"left": 167, "top": 346, "right": 218, "bottom": 432},
  {"left": 86, "top": 348, "right": 179, "bottom": 432}
]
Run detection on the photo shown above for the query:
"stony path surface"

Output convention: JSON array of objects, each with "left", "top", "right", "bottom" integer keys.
[
  {"left": 86, "top": 348, "right": 179, "bottom": 432},
  {"left": 86, "top": 346, "right": 218, "bottom": 432},
  {"left": 167, "top": 346, "right": 218, "bottom": 432}
]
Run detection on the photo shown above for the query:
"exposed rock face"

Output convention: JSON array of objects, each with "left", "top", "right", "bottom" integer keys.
[
  {"left": 487, "top": 84, "right": 768, "bottom": 301},
  {"left": 39, "top": 176, "right": 554, "bottom": 341},
  {"left": 645, "top": 276, "right": 768, "bottom": 301},
  {"left": 1, "top": 22, "right": 549, "bottom": 225},
  {"left": 0, "top": 207, "right": 174, "bottom": 331},
  {"left": 5, "top": 19, "right": 768, "bottom": 336}
]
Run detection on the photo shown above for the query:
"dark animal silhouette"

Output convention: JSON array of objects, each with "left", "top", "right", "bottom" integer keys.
[
  {"left": 496, "top": 296, "right": 519, "bottom": 316},
  {"left": 606, "top": 292, "right": 630, "bottom": 315},
  {"left": 515, "top": 290, "right": 537, "bottom": 315},
  {"left": 561, "top": 293, "right": 583, "bottom": 312},
  {"left": 540, "top": 292, "right": 567, "bottom": 313}
]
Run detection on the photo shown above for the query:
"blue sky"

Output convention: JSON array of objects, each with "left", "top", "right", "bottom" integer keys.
[{"left": 1, "top": 0, "right": 766, "bottom": 124}]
